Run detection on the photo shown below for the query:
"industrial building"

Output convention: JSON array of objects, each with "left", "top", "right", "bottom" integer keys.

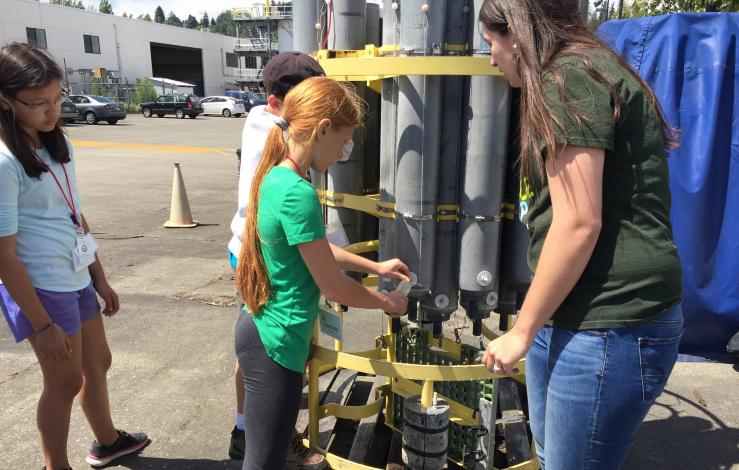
[
  {"left": 231, "top": 3, "right": 294, "bottom": 90},
  {"left": 0, "top": 0, "right": 242, "bottom": 96}
]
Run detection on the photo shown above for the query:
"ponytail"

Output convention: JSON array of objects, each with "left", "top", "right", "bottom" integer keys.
[
  {"left": 236, "top": 76, "right": 363, "bottom": 315},
  {"left": 237, "top": 124, "right": 289, "bottom": 314}
]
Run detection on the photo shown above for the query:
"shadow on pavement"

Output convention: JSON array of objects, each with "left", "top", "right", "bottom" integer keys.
[
  {"left": 625, "top": 390, "right": 739, "bottom": 469},
  {"left": 101, "top": 456, "right": 242, "bottom": 469}
]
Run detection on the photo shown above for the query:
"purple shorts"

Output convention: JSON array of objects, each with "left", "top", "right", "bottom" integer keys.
[{"left": 0, "top": 283, "right": 101, "bottom": 343}]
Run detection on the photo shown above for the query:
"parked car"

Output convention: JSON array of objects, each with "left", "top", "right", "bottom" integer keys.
[
  {"left": 200, "top": 96, "right": 246, "bottom": 117},
  {"left": 60, "top": 96, "right": 79, "bottom": 124},
  {"left": 225, "top": 90, "right": 267, "bottom": 112},
  {"left": 245, "top": 91, "right": 267, "bottom": 112},
  {"left": 68, "top": 95, "right": 126, "bottom": 125},
  {"left": 139, "top": 94, "right": 203, "bottom": 119}
]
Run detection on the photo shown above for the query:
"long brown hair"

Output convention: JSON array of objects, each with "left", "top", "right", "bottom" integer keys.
[
  {"left": 237, "top": 76, "right": 363, "bottom": 314},
  {"left": 0, "top": 43, "right": 69, "bottom": 178},
  {"left": 479, "top": 0, "right": 677, "bottom": 183}
]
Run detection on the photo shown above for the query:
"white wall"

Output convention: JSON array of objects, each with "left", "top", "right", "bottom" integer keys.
[{"left": 0, "top": 0, "right": 238, "bottom": 96}]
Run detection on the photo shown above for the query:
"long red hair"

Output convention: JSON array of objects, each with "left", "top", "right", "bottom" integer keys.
[{"left": 237, "top": 77, "right": 363, "bottom": 314}]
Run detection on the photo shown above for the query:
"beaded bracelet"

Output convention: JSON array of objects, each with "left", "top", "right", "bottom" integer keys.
[{"left": 33, "top": 322, "right": 54, "bottom": 336}]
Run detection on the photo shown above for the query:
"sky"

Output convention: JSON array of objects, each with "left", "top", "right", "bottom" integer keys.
[
  {"left": 47, "top": 1, "right": 597, "bottom": 23},
  {"left": 52, "top": 0, "right": 382, "bottom": 21}
]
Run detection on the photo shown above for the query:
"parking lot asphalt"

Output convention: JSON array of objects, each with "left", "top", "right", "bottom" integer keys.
[{"left": 0, "top": 113, "right": 737, "bottom": 470}]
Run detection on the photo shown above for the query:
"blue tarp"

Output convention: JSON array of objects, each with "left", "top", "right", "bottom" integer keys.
[{"left": 598, "top": 13, "right": 739, "bottom": 355}]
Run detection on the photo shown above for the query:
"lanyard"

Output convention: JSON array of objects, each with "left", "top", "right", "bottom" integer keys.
[
  {"left": 33, "top": 153, "right": 80, "bottom": 228},
  {"left": 284, "top": 155, "right": 308, "bottom": 180}
]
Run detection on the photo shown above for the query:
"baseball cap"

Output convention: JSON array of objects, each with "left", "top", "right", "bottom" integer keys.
[{"left": 261, "top": 51, "right": 326, "bottom": 99}]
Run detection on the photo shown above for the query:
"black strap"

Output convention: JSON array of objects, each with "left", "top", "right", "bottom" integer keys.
[
  {"left": 402, "top": 444, "right": 449, "bottom": 459},
  {"left": 402, "top": 418, "right": 450, "bottom": 434}
]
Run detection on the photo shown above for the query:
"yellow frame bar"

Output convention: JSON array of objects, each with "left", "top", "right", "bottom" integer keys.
[
  {"left": 318, "top": 386, "right": 386, "bottom": 420},
  {"left": 343, "top": 239, "right": 380, "bottom": 255},
  {"left": 308, "top": 324, "right": 321, "bottom": 446},
  {"left": 334, "top": 302, "right": 344, "bottom": 352},
  {"left": 312, "top": 344, "right": 525, "bottom": 381},
  {"left": 317, "top": 190, "right": 391, "bottom": 219},
  {"left": 318, "top": 56, "right": 502, "bottom": 82},
  {"left": 317, "top": 190, "right": 515, "bottom": 222},
  {"left": 392, "top": 377, "right": 479, "bottom": 427},
  {"left": 385, "top": 316, "right": 395, "bottom": 428}
]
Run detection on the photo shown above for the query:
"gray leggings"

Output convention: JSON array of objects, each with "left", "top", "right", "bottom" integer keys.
[{"left": 234, "top": 312, "right": 304, "bottom": 470}]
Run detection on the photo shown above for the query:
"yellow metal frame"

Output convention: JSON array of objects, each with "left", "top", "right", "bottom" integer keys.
[
  {"left": 308, "top": 337, "right": 533, "bottom": 468},
  {"left": 315, "top": 45, "right": 502, "bottom": 83},
  {"left": 304, "top": 45, "right": 538, "bottom": 469},
  {"left": 308, "top": 224, "right": 533, "bottom": 468},
  {"left": 313, "top": 344, "right": 525, "bottom": 382},
  {"left": 314, "top": 44, "right": 501, "bottom": 93},
  {"left": 317, "top": 190, "right": 515, "bottom": 222},
  {"left": 317, "top": 191, "right": 388, "bottom": 219},
  {"left": 319, "top": 55, "right": 501, "bottom": 82}
]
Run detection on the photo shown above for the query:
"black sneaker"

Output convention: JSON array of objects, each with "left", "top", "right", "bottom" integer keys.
[
  {"left": 228, "top": 425, "right": 245, "bottom": 460},
  {"left": 85, "top": 429, "right": 150, "bottom": 467}
]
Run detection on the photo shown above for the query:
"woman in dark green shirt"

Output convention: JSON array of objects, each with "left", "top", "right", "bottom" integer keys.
[{"left": 477, "top": 1, "right": 683, "bottom": 469}]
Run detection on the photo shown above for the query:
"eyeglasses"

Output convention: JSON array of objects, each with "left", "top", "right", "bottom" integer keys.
[{"left": 12, "top": 93, "right": 64, "bottom": 112}]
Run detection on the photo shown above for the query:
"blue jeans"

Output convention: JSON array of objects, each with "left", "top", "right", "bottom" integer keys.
[{"left": 526, "top": 304, "right": 683, "bottom": 470}]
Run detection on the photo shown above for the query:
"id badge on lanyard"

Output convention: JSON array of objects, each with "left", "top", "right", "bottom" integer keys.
[{"left": 73, "top": 221, "right": 98, "bottom": 272}]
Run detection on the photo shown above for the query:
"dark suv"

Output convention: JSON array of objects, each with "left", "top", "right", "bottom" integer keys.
[{"left": 140, "top": 94, "right": 203, "bottom": 119}]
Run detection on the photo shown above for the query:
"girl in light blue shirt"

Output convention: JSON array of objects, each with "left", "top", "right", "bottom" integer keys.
[{"left": 0, "top": 43, "right": 148, "bottom": 470}]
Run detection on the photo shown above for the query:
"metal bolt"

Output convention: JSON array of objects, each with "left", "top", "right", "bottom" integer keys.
[
  {"left": 486, "top": 291, "right": 498, "bottom": 307},
  {"left": 434, "top": 294, "right": 450, "bottom": 309},
  {"left": 476, "top": 270, "right": 492, "bottom": 287}
]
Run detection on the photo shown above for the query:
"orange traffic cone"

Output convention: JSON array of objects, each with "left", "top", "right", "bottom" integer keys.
[{"left": 164, "top": 162, "right": 198, "bottom": 228}]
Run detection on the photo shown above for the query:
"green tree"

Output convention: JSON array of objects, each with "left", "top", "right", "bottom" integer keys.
[
  {"left": 201, "top": 12, "right": 210, "bottom": 28},
  {"left": 165, "top": 12, "right": 183, "bottom": 27},
  {"left": 211, "top": 10, "right": 236, "bottom": 36},
  {"left": 49, "top": 0, "right": 85, "bottom": 9},
  {"left": 627, "top": 0, "right": 738, "bottom": 16},
  {"left": 210, "top": 17, "right": 216, "bottom": 27},
  {"left": 134, "top": 77, "right": 157, "bottom": 105},
  {"left": 138, "top": 13, "right": 153, "bottom": 21},
  {"left": 185, "top": 15, "right": 199, "bottom": 29},
  {"left": 154, "top": 6, "right": 165, "bottom": 23},
  {"left": 90, "top": 78, "right": 104, "bottom": 96},
  {"left": 99, "top": 0, "right": 113, "bottom": 14}
]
